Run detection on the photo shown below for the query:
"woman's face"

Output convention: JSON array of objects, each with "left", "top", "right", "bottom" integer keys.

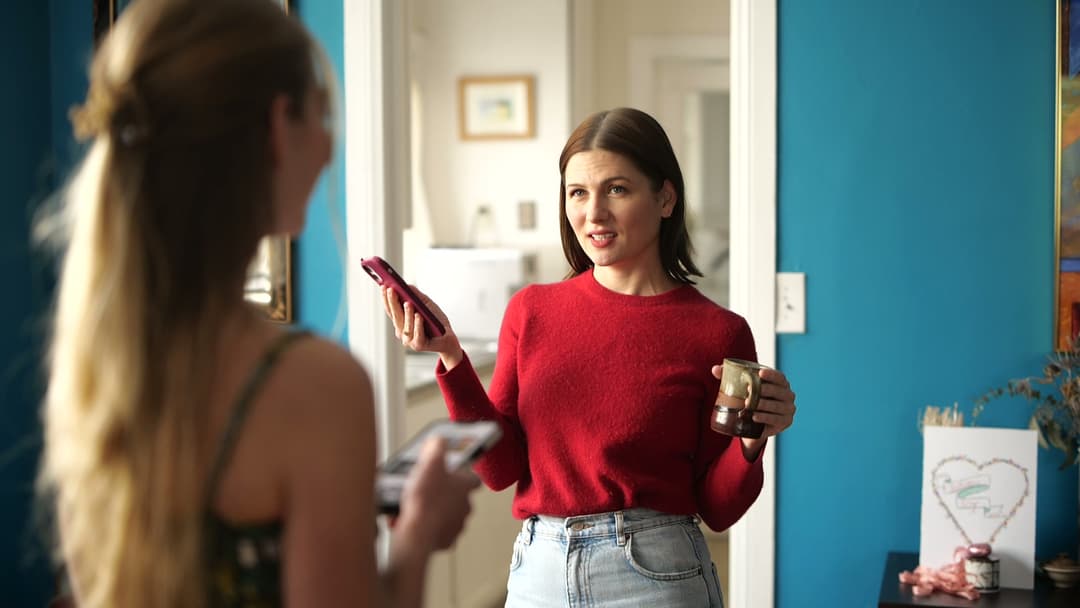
[
  {"left": 273, "top": 86, "right": 332, "bottom": 236},
  {"left": 564, "top": 149, "right": 675, "bottom": 277}
]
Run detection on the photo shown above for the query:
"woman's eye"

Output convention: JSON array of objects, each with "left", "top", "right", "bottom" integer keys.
[
  {"left": 568, "top": 188, "right": 586, "bottom": 198},
  {"left": 609, "top": 185, "right": 626, "bottom": 194}
]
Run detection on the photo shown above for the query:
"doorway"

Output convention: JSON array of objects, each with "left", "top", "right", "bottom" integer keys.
[{"left": 342, "top": 0, "right": 777, "bottom": 605}]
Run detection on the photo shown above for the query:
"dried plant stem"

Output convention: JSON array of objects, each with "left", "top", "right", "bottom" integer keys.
[{"left": 920, "top": 403, "right": 965, "bottom": 432}]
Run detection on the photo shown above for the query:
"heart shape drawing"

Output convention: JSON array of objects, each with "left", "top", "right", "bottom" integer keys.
[{"left": 930, "top": 456, "right": 1031, "bottom": 545}]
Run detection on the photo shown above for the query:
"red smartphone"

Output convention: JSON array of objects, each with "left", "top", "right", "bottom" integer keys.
[{"left": 360, "top": 256, "right": 446, "bottom": 338}]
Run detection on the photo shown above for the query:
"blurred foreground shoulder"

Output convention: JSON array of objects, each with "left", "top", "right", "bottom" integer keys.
[
  {"left": 269, "top": 335, "right": 375, "bottom": 438},
  {"left": 292, "top": 336, "right": 373, "bottom": 395},
  {"left": 270, "top": 335, "right": 381, "bottom": 606}
]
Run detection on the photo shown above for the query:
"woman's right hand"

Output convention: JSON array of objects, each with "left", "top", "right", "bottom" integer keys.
[
  {"left": 395, "top": 437, "right": 481, "bottom": 551},
  {"left": 381, "top": 286, "right": 464, "bottom": 368}
]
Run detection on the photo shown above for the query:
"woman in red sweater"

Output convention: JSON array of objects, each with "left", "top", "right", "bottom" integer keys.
[{"left": 384, "top": 107, "right": 797, "bottom": 607}]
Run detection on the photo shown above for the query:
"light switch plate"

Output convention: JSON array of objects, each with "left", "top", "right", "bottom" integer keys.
[{"left": 776, "top": 272, "right": 805, "bottom": 334}]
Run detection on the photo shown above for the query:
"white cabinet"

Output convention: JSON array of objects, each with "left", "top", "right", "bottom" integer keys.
[{"left": 414, "top": 248, "right": 529, "bottom": 345}]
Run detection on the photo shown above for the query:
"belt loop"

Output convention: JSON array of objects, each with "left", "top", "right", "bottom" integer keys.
[
  {"left": 615, "top": 511, "right": 628, "bottom": 547},
  {"left": 523, "top": 516, "right": 536, "bottom": 545}
]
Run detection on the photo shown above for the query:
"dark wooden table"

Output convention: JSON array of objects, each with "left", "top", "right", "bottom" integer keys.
[{"left": 878, "top": 552, "right": 1080, "bottom": 608}]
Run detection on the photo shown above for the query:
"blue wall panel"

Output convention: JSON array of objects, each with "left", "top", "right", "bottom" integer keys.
[
  {"left": 776, "top": 1, "right": 1073, "bottom": 606},
  {"left": 1, "top": 3, "right": 69, "bottom": 605},
  {"left": 296, "top": 0, "right": 348, "bottom": 342}
]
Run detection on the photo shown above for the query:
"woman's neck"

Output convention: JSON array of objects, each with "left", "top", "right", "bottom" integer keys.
[{"left": 591, "top": 264, "right": 680, "bottom": 296}]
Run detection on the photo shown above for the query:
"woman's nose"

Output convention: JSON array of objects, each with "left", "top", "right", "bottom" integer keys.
[{"left": 584, "top": 196, "right": 608, "bottom": 222}]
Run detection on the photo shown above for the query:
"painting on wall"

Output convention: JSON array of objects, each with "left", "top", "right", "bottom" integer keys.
[
  {"left": 244, "top": 236, "right": 292, "bottom": 323},
  {"left": 458, "top": 75, "right": 536, "bottom": 140},
  {"left": 919, "top": 427, "right": 1038, "bottom": 590},
  {"left": 1057, "top": 0, "right": 1080, "bottom": 350},
  {"left": 243, "top": 0, "right": 293, "bottom": 322},
  {"left": 92, "top": 0, "right": 295, "bottom": 323}
]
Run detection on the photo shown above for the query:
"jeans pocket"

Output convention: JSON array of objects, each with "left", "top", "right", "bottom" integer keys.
[
  {"left": 622, "top": 524, "right": 703, "bottom": 581},
  {"left": 710, "top": 562, "right": 725, "bottom": 608}
]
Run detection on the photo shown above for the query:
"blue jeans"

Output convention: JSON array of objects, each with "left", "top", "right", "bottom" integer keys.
[{"left": 505, "top": 508, "right": 724, "bottom": 608}]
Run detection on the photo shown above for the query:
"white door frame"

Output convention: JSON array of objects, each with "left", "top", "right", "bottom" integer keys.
[
  {"left": 627, "top": 33, "right": 730, "bottom": 113},
  {"left": 727, "top": 1, "right": 778, "bottom": 607},
  {"left": 345, "top": 1, "right": 777, "bottom": 604},
  {"left": 343, "top": 0, "right": 410, "bottom": 464},
  {"left": 627, "top": 33, "right": 729, "bottom": 204}
]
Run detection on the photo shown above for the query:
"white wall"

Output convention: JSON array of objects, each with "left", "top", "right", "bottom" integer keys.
[
  {"left": 578, "top": 0, "right": 729, "bottom": 119},
  {"left": 405, "top": 0, "right": 570, "bottom": 283}
]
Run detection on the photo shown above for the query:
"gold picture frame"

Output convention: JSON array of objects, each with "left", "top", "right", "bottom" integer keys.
[
  {"left": 458, "top": 75, "right": 536, "bottom": 140},
  {"left": 95, "top": 0, "right": 291, "bottom": 37},
  {"left": 244, "top": 237, "right": 292, "bottom": 323},
  {"left": 93, "top": 0, "right": 295, "bottom": 323},
  {"left": 1057, "top": 0, "right": 1078, "bottom": 350}
]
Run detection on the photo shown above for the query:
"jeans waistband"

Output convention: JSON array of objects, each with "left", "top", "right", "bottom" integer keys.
[{"left": 520, "top": 508, "right": 698, "bottom": 545}]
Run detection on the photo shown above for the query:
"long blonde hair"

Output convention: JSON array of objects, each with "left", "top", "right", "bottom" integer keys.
[{"left": 37, "top": 1, "right": 324, "bottom": 605}]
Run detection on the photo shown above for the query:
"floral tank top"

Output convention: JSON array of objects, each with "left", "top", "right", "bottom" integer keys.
[{"left": 204, "top": 331, "right": 309, "bottom": 607}]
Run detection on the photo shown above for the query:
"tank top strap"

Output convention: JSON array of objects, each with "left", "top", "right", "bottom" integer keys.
[{"left": 203, "top": 330, "right": 312, "bottom": 507}]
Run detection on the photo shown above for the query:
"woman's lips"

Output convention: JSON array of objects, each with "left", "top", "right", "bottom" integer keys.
[{"left": 588, "top": 232, "right": 615, "bottom": 248}]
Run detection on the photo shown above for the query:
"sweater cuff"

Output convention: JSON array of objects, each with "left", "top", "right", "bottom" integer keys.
[
  {"left": 697, "top": 435, "right": 766, "bottom": 531},
  {"left": 718, "top": 435, "right": 766, "bottom": 488},
  {"left": 434, "top": 353, "right": 493, "bottom": 420}
]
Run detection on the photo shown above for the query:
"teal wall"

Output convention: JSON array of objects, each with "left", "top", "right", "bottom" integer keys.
[
  {"left": 776, "top": 1, "right": 1076, "bottom": 606},
  {"left": 1, "top": 3, "right": 52, "bottom": 605},
  {"left": 2, "top": 2, "right": 86, "bottom": 604},
  {"left": 295, "top": 0, "right": 347, "bottom": 341}
]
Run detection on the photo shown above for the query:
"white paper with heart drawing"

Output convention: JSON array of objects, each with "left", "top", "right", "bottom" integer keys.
[{"left": 919, "top": 427, "right": 1038, "bottom": 589}]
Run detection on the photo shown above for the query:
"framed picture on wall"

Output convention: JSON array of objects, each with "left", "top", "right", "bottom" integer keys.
[
  {"left": 244, "top": 237, "right": 292, "bottom": 323},
  {"left": 247, "top": 0, "right": 293, "bottom": 323},
  {"left": 91, "top": 0, "right": 295, "bottom": 323},
  {"left": 458, "top": 75, "right": 536, "bottom": 140},
  {"left": 95, "top": 0, "right": 291, "bottom": 38},
  {"left": 1057, "top": 0, "right": 1080, "bottom": 349}
]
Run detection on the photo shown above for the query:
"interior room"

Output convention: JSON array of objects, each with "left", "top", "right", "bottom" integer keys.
[
  {"left": 398, "top": 2, "right": 736, "bottom": 603},
  {"left": 3, "top": 1, "right": 1078, "bottom": 607}
]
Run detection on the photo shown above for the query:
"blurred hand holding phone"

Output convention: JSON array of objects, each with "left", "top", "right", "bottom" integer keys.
[{"left": 376, "top": 419, "right": 500, "bottom": 515}]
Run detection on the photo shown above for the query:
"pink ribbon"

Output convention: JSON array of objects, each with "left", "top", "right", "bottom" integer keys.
[{"left": 898, "top": 546, "right": 984, "bottom": 601}]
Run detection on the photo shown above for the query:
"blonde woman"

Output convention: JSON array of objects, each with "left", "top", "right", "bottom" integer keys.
[{"left": 37, "top": 1, "right": 478, "bottom": 607}]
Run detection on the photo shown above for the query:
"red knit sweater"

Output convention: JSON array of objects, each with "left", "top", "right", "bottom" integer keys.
[{"left": 436, "top": 270, "right": 764, "bottom": 532}]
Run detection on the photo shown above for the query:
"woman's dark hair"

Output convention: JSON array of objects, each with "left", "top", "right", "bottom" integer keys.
[{"left": 558, "top": 107, "right": 701, "bottom": 283}]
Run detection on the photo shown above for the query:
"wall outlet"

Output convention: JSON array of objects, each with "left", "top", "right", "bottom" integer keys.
[
  {"left": 776, "top": 272, "right": 805, "bottom": 334},
  {"left": 518, "top": 200, "right": 536, "bottom": 230}
]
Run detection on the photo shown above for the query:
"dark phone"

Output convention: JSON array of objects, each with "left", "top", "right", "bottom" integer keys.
[
  {"left": 375, "top": 419, "right": 501, "bottom": 515},
  {"left": 360, "top": 256, "right": 446, "bottom": 338}
]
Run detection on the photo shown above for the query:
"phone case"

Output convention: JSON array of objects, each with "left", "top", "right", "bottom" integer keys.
[
  {"left": 375, "top": 419, "right": 501, "bottom": 515},
  {"left": 360, "top": 256, "right": 446, "bottom": 337}
]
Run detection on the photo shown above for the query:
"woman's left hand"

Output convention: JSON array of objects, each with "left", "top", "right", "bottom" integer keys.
[{"left": 711, "top": 365, "right": 796, "bottom": 456}]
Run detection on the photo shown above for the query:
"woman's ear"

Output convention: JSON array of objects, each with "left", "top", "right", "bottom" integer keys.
[
  {"left": 268, "top": 93, "right": 291, "bottom": 168},
  {"left": 659, "top": 180, "right": 677, "bottom": 217}
]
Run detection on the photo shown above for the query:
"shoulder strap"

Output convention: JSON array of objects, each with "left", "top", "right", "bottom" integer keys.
[{"left": 204, "top": 330, "right": 311, "bottom": 507}]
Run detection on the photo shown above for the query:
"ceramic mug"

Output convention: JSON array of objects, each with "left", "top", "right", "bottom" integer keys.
[{"left": 711, "top": 357, "right": 769, "bottom": 438}]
